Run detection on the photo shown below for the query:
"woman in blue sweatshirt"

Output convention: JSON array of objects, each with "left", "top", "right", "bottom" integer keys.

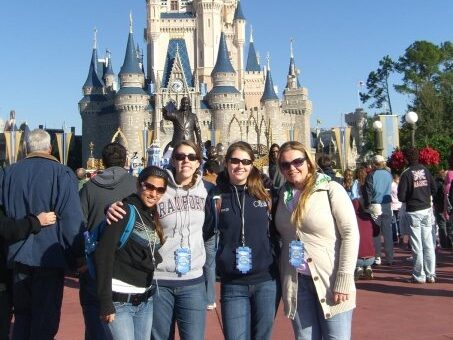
[{"left": 216, "top": 141, "right": 280, "bottom": 340}]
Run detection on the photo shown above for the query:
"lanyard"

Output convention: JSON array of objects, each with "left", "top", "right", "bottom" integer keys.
[{"left": 233, "top": 185, "right": 246, "bottom": 247}]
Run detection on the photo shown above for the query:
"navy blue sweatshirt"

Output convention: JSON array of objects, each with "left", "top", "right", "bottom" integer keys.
[{"left": 215, "top": 178, "right": 278, "bottom": 285}]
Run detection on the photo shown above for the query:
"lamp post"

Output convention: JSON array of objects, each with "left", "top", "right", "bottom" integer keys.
[
  {"left": 372, "top": 120, "right": 384, "bottom": 156},
  {"left": 405, "top": 111, "right": 418, "bottom": 147}
]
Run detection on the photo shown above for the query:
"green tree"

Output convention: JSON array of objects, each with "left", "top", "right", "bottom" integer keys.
[
  {"left": 360, "top": 55, "right": 396, "bottom": 114},
  {"left": 395, "top": 40, "right": 453, "bottom": 141}
]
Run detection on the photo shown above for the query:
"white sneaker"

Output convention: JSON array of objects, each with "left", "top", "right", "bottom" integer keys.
[
  {"left": 354, "top": 267, "right": 364, "bottom": 280},
  {"left": 374, "top": 257, "right": 381, "bottom": 265},
  {"left": 207, "top": 303, "right": 216, "bottom": 310}
]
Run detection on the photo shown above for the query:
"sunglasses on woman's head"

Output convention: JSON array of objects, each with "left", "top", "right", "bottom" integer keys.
[
  {"left": 141, "top": 182, "right": 166, "bottom": 195},
  {"left": 279, "top": 157, "right": 307, "bottom": 170},
  {"left": 228, "top": 158, "right": 253, "bottom": 166},
  {"left": 173, "top": 153, "right": 199, "bottom": 161}
]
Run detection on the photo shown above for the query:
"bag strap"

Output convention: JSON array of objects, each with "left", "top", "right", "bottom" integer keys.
[{"left": 118, "top": 203, "right": 136, "bottom": 249}]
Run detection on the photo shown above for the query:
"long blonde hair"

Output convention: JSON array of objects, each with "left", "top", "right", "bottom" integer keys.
[{"left": 278, "top": 141, "right": 318, "bottom": 227}]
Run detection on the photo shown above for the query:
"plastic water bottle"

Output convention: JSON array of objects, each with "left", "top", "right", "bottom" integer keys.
[{"left": 84, "top": 231, "right": 96, "bottom": 255}]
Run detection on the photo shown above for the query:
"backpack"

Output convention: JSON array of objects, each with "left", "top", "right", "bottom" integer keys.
[{"left": 84, "top": 203, "right": 136, "bottom": 279}]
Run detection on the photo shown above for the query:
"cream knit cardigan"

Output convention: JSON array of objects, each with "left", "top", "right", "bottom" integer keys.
[{"left": 275, "top": 175, "right": 359, "bottom": 320}]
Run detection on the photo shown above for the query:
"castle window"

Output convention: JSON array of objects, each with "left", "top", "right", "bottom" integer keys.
[{"left": 170, "top": 0, "right": 178, "bottom": 10}]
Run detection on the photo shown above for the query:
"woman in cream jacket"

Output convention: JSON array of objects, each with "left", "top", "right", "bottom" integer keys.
[{"left": 275, "top": 141, "right": 359, "bottom": 340}]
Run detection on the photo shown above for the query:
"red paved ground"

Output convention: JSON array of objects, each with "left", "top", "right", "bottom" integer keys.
[{"left": 29, "top": 246, "right": 453, "bottom": 339}]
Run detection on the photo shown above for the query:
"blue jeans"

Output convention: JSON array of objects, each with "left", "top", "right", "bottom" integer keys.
[
  {"left": 221, "top": 279, "right": 280, "bottom": 340},
  {"left": 356, "top": 257, "right": 375, "bottom": 267},
  {"left": 292, "top": 275, "right": 353, "bottom": 340},
  {"left": 407, "top": 209, "right": 436, "bottom": 282},
  {"left": 11, "top": 265, "right": 64, "bottom": 340},
  {"left": 204, "top": 236, "right": 217, "bottom": 305},
  {"left": 151, "top": 281, "right": 207, "bottom": 340},
  {"left": 370, "top": 203, "right": 394, "bottom": 263},
  {"left": 107, "top": 296, "right": 153, "bottom": 340},
  {"left": 79, "top": 272, "right": 111, "bottom": 340}
]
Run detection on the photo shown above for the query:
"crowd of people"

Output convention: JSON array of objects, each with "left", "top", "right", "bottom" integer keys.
[{"left": 0, "top": 128, "right": 451, "bottom": 340}]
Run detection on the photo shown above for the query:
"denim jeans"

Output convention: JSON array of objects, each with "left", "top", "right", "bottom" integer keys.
[
  {"left": 151, "top": 281, "right": 207, "bottom": 340},
  {"left": 356, "top": 257, "right": 375, "bottom": 267},
  {"left": 79, "top": 272, "right": 111, "bottom": 340},
  {"left": 0, "top": 286, "right": 12, "bottom": 340},
  {"left": 292, "top": 275, "right": 353, "bottom": 340},
  {"left": 11, "top": 265, "right": 64, "bottom": 340},
  {"left": 407, "top": 209, "right": 436, "bottom": 282},
  {"left": 204, "top": 235, "right": 217, "bottom": 305},
  {"left": 107, "top": 295, "right": 153, "bottom": 340},
  {"left": 370, "top": 203, "right": 394, "bottom": 263},
  {"left": 221, "top": 279, "right": 280, "bottom": 340}
]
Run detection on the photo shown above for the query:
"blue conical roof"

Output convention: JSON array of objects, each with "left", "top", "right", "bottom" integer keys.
[
  {"left": 119, "top": 32, "right": 142, "bottom": 75},
  {"left": 261, "top": 69, "right": 279, "bottom": 102},
  {"left": 105, "top": 55, "right": 115, "bottom": 75},
  {"left": 246, "top": 42, "right": 260, "bottom": 72},
  {"left": 234, "top": 0, "right": 246, "bottom": 20},
  {"left": 83, "top": 48, "right": 104, "bottom": 88},
  {"left": 212, "top": 32, "right": 235, "bottom": 74}
]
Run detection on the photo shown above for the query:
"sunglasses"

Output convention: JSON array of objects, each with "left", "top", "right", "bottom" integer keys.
[
  {"left": 141, "top": 182, "right": 166, "bottom": 195},
  {"left": 228, "top": 158, "right": 253, "bottom": 166},
  {"left": 279, "top": 157, "right": 307, "bottom": 170},
  {"left": 173, "top": 153, "right": 199, "bottom": 161}
]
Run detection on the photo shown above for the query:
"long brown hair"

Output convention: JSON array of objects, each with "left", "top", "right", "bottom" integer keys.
[
  {"left": 138, "top": 166, "right": 168, "bottom": 243},
  {"left": 224, "top": 141, "right": 270, "bottom": 202},
  {"left": 278, "top": 141, "right": 317, "bottom": 227},
  {"left": 171, "top": 140, "right": 202, "bottom": 188}
]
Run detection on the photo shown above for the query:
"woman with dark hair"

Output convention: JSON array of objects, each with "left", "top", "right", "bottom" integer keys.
[
  {"left": 268, "top": 143, "right": 284, "bottom": 190},
  {"left": 216, "top": 141, "right": 280, "bottom": 340},
  {"left": 94, "top": 166, "right": 168, "bottom": 340},
  {"left": 107, "top": 140, "right": 214, "bottom": 340},
  {"left": 275, "top": 141, "right": 359, "bottom": 340}
]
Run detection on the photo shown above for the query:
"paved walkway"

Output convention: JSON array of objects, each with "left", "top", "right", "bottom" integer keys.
[{"left": 48, "top": 246, "right": 453, "bottom": 339}]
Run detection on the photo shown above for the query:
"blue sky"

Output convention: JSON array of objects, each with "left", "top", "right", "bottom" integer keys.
[{"left": 0, "top": 0, "right": 452, "bottom": 133}]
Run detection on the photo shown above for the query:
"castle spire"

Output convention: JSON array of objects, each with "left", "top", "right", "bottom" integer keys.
[
  {"left": 286, "top": 39, "right": 301, "bottom": 89},
  {"left": 129, "top": 11, "right": 133, "bottom": 33},
  {"left": 93, "top": 27, "right": 97, "bottom": 49},
  {"left": 261, "top": 53, "right": 278, "bottom": 102},
  {"left": 212, "top": 32, "right": 235, "bottom": 74},
  {"left": 245, "top": 26, "right": 260, "bottom": 72},
  {"left": 83, "top": 29, "right": 104, "bottom": 89},
  {"left": 105, "top": 50, "right": 114, "bottom": 76},
  {"left": 119, "top": 17, "right": 142, "bottom": 75},
  {"left": 234, "top": 0, "right": 246, "bottom": 21}
]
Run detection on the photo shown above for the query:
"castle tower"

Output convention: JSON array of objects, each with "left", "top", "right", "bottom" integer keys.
[
  {"left": 114, "top": 15, "right": 150, "bottom": 161},
  {"left": 145, "top": 0, "right": 161, "bottom": 83},
  {"left": 233, "top": 0, "right": 245, "bottom": 91},
  {"left": 195, "top": 0, "right": 223, "bottom": 88},
  {"left": 207, "top": 32, "right": 242, "bottom": 145},
  {"left": 79, "top": 29, "right": 105, "bottom": 163},
  {"left": 260, "top": 55, "right": 280, "bottom": 145},
  {"left": 243, "top": 26, "right": 264, "bottom": 110},
  {"left": 282, "top": 40, "right": 312, "bottom": 147}
]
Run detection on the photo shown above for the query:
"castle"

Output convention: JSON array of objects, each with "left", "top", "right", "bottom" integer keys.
[{"left": 79, "top": 0, "right": 312, "bottom": 164}]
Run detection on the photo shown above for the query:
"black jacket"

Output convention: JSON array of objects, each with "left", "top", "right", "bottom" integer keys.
[
  {"left": 94, "top": 194, "right": 162, "bottom": 316},
  {"left": 214, "top": 173, "right": 278, "bottom": 285},
  {"left": 0, "top": 214, "right": 42, "bottom": 284},
  {"left": 398, "top": 164, "right": 436, "bottom": 212}
]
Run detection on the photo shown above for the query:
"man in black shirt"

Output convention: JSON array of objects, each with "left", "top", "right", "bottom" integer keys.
[{"left": 398, "top": 147, "right": 436, "bottom": 283}]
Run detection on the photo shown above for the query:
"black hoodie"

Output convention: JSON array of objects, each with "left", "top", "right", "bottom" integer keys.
[{"left": 80, "top": 166, "right": 137, "bottom": 230}]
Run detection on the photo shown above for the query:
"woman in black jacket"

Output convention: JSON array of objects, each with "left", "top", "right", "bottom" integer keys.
[
  {"left": 216, "top": 141, "right": 280, "bottom": 340},
  {"left": 94, "top": 166, "right": 167, "bottom": 340}
]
